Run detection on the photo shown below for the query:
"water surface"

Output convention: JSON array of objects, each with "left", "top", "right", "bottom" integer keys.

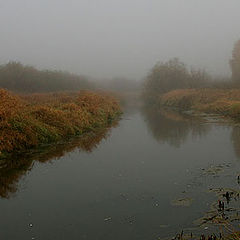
[{"left": 0, "top": 108, "right": 240, "bottom": 240}]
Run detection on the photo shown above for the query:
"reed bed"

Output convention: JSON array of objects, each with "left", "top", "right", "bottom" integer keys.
[
  {"left": 159, "top": 89, "right": 240, "bottom": 120},
  {"left": 0, "top": 89, "right": 121, "bottom": 158}
]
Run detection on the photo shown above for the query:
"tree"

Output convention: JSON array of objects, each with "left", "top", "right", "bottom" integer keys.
[
  {"left": 230, "top": 40, "right": 240, "bottom": 83},
  {"left": 142, "top": 58, "right": 212, "bottom": 103},
  {"left": 143, "top": 58, "right": 189, "bottom": 100}
]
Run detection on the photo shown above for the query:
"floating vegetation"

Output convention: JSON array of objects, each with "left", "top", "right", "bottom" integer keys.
[
  {"left": 171, "top": 197, "right": 193, "bottom": 207},
  {"left": 195, "top": 201, "right": 240, "bottom": 226},
  {"left": 208, "top": 188, "right": 240, "bottom": 203},
  {"left": 159, "top": 224, "right": 170, "bottom": 228},
  {"left": 203, "top": 165, "right": 225, "bottom": 176},
  {"left": 168, "top": 162, "right": 240, "bottom": 240},
  {"left": 192, "top": 178, "right": 240, "bottom": 239}
]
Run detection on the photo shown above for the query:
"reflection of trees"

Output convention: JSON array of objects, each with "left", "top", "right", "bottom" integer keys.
[
  {"left": 141, "top": 106, "right": 211, "bottom": 148},
  {"left": 0, "top": 158, "right": 32, "bottom": 198},
  {"left": 231, "top": 126, "right": 240, "bottom": 160},
  {"left": 0, "top": 123, "right": 117, "bottom": 199},
  {"left": 141, "top": 105, "right": 240, "bottom": 160}
]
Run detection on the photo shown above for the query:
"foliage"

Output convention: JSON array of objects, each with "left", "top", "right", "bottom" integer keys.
[
  {"left": 0, "top": 62, "right": 92, "bottom": 93},
  {"left": 142, "top": 58, "right": 211, "bottom": 103},
  {"left": 143, "top": 58, "right": 189, "bottom": 99},
  {"left": 0, "top": 89, "right": 121, "bottom": 157}
]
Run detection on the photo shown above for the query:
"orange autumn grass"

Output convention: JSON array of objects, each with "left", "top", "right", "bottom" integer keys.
[
  {"left": 160, "top": 89, "right": 240, "bottom": 119},
  {"left": 0, "top": 89, "right": 121, "bottom": 158}
]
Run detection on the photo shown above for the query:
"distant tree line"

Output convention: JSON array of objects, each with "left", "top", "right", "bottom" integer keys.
[
  {"left": 0, "top": 62, "right": 92, "bottom": 93},
  {"left": 143, "top": 39, "right": 240, "bottom": 102},
  {"left": 142, "top": 58, "right": 211, "bottom": 101}
]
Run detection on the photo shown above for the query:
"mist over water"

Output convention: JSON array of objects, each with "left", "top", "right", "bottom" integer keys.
[
  {"left": 1, "top": 0, "right": 240, "bottom": 79},
  {"left": 1, "top": 1, "right": 240, "bottom": 239}
]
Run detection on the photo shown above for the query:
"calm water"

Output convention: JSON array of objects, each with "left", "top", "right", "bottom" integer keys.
[{"left": 0, "top": 107, "right": 240, "bottom": 240}]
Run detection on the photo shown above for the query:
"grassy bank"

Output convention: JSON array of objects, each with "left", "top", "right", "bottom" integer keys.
[
  {"left": 158, "top": 89, "right": 240, "bottom": 120},
  {"left": 0, "top": 89, "right": 121, "bottom": 158}
]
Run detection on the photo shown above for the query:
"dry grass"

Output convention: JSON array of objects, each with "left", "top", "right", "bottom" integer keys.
[
  {"left": 0, "top": 89, "right": 121, "bottom": 158},
  {"left": 160, "top": 89, "right": 240, "bottom": 120}
]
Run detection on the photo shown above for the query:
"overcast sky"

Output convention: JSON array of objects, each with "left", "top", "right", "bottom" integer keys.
[{"left": 0, "top": 0, "right": 240, "bottom": 79}]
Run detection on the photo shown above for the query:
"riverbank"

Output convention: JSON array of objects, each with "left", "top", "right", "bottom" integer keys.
[
  {"left": 158, "top": 89, "right": 240, "bottom": 120},
  {"left": 0, "top": 89, "right": 121, "bottom": 159}
]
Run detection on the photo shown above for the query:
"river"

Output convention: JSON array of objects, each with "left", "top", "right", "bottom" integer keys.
[{"left": 0, "top": 107, "right": 240, "bottom": 240}]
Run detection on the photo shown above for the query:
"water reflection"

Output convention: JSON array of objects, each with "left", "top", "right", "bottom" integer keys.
[
  {"left": 141, "top": 105, "right": 240, "bottom": 162},
  {"left": 1, "top": 108, "right": 240, "bottom": 239},
  {"left": 0, "top": 124, "right": 117, "bottom": 199},
  {"left": 141, "top": 106, "right": 211, "bottom": 147},
  {"left": 231, "top": 125, "right": 240, "bottom": 160}
]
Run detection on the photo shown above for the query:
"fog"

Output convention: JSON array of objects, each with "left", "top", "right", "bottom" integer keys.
[{"left": 0, "top": 0, "right": 240, "bottom": 79}]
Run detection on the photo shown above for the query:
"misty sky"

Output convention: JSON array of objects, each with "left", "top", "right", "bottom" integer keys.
[{"left": 0, "top": 0, "right": 240, "bottom": 79}]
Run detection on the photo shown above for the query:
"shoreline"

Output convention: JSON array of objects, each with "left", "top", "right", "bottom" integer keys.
[
  {"left": 0, "top": 116, "right": 120, "bottom": 160},
  {"left": 0, "top": 89, "right": 122, "bottom": 159},
  {"left": 152, "top": 89, "right": 240, "bottom": 123}
]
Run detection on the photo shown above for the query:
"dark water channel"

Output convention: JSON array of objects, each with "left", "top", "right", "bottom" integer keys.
[{"left": 0, "top": 107, "right": 240, "bottom": 240}]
